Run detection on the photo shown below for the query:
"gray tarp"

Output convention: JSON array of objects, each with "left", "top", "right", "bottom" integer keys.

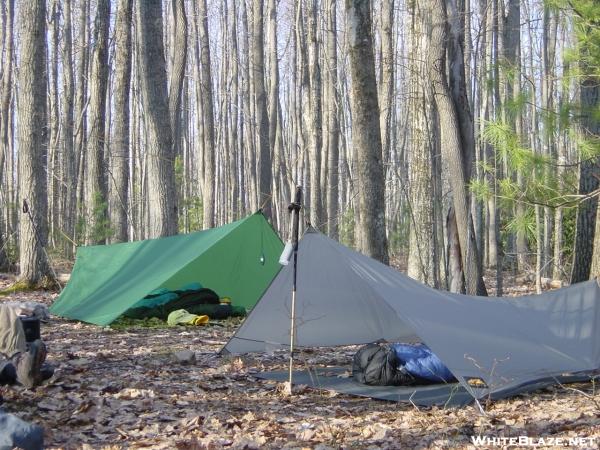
[
  {"left": 223, "top": 229, "right": 600, "bottom": 400},
  {"left": 0, "top": 410, "right": 44, "bottom": 450}
]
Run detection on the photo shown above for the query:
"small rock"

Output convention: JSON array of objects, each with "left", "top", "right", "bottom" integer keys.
[
  {"left": 174, "top": 350, "right": 196, "bottom": 364},
  {"left": 314, "top": 445, "right": 335, "bottom": 450}
]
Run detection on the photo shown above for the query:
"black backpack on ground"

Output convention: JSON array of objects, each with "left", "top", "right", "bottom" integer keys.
[{"left": 352, "top": 343, "right": 416, "bottom": 386}]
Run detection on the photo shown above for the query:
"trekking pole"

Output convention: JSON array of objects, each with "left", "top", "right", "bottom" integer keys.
[
  {"left": 22, "top": 199, "right": 62, "bottom": 291},
  {"left": 287, "top": 186, "right": 302, "bottom": 395}
]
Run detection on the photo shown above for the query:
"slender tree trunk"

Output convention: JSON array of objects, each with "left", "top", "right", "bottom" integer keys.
[
  {"left": 252, "top": 0, "right": 272, "bottom": 220},
  {"left": 169, "top": 0, "right": 187, "bottom": 229},
  {"left": 346, "top": 0, "right": 389, "bottom": 264},
  {"left": 296, "top": 1, "right": 310, "bottom": 215},
  {"left": 501, "top": 0, "right": 526, "bottom": 272},
  {"left": 74, "top": 0, "right": 89, "bottom": 242},
  {"left": 241, "top": 0, "right": 255, "bottom": 211},
  {"left": 84, "top": 0, "right": 110, "bottom": 245},
  {"left": 447, "top": 206, "right": 464, "bottom": 292},
  {"left": 48, "top": 0, "right": 60, "bottom": 250},
  {"left": 17, "top": 0, "right": 53, "bottom": 286},
  {"left": 191, "top": 0, "right": 204, "bottom": 205},
  {"left": 407, "top": 0, "right": 437, "bottom": 286},
  {"left": 542, "top": 6, "right": 557, "bottom": 278},
  {"left": 554, "top": 56, "right": 569, "bottom": 281},
  {"left": 572, "top": 36, "right": 600, "bottom": 282},
  {"left": 0, "top": 0, "right": 13, "bottom": 269},
  {"left": 483, "top": 0, "right": 498, "bottom": 270},
  {"left": 60, "top": 0, "right": 75, "bottom": 256},
  {"left": 525, "top": 11, "right": 544, "bottom": 291},
  {"left": 326, "top": 0, "right": 340, "bottom": 239},
  {"left": 230, "top": 0, "right": 240, "bottom": 220},
  {"left": 307, "top": 0, "right": 323, "bottom": 227},
  {"left": 447, "top": 0, "right": 474, "bottom": 181},
  {"left": 267, "top": 0, "right": 279, "bottom": 226},
  {"left": 379, "top": 0, "right": 394, "bottom": 241},
  {"left": 169, "top": 0, "right": 187, "bottom": 159},
  {"left": 109, "top": 0, "right": 133, "bottom": 243},
  {"left": 379, "top": 0, "right": 394, "bottom": 172},
  {"left": 136, "top": 0, "right": 177, "bottom": 237},
  {"left": 473, "top": 0, "right": 487, "bottom": 266},
  {"left": 198, "top": 0, "right": 216, "bottom": 228},
  {"left": 451, "top": 1, "right": 486, "bottom": 290},
  {"left": 446, "top": 0, "right": 473, "bottom": 292},
  {"left": 267, "top": 0, "right": 289, "bottom": 231},
  {"left": 429, "top": 0, "right": 487, "bottom": 295}
]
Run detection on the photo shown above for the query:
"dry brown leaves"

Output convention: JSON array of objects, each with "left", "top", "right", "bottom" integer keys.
[{"left": 1, "top": 273, "right": 599, "bottom": 449}]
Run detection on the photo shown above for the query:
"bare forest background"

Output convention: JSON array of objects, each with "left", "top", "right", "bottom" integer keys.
[{"left": 0, "top": 0, "right": 599, "bottom": 296}]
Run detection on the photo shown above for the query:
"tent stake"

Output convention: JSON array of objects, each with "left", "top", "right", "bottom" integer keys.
[{"left": 287, "top": 186, "right": 303, "bottom": 395}]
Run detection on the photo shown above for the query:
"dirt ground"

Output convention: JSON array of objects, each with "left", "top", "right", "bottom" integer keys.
[{"left": 1, "top": 273, "right": 600, "bottom": 449}]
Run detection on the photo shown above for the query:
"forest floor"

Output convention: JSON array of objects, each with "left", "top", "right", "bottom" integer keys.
[{"left": 1, "top": 272, "right": 599, "bottom": 449}]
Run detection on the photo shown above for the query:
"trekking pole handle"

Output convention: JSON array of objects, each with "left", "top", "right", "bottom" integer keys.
[{"left": 288, "top": 186, "right": 302, "bottom": 213}]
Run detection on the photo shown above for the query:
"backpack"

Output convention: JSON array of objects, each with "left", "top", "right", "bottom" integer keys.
[{"left": 352, "top": 343, "right": 416, "bottom": 386}]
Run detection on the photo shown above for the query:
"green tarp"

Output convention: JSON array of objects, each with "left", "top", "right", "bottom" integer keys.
[{"left": 50, "top": 212, "right": 283, "bottom": 326}]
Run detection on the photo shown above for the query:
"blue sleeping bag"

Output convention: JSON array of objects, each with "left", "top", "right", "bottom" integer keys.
[{"left": 391, "top": 343, "right": 456, "bottom": 383}]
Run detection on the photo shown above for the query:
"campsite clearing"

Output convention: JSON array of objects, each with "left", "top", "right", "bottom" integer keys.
[{"left": 2, "top": 276, "right": 600, "bottom": 449}]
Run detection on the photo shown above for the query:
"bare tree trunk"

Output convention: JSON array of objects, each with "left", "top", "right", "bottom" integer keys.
[
  {"left": 198, "top": 0, "right": 216, "bottom": 228},
  {"left": 592, "top": 194, "right": 600, "bottom": 279},
  {"left": 326, "top": 0, "right": 339, "bottom": 239},
  {"left": 454, "top": 0, "right": 493, "bottom": 292},
  {"left": 59, "top": 0, "right": 76, "bottom": 256},
  {"left": 217, "top": 7, "right": 229, "bottom": 225},
  {"left": 346, "top": 0, "right": 388, "bottom": 264},
  {"left": 267, "top": 0, "right": 279, "bottom": 227},
  {"left": 296, "top": 1, "right": 310, "bottom": 214},
  {"left": 484, "top": 4, "right": 498, "bottom": 292},
  {"left": 577, "top": 71, "right": 600, "bottom": 280},
  {"left": 482, "top": 0, "right": 498, "bottom": 271},
  {"left": 379, "top": 0, "right": 394, "bottom": 241},
  {"left": 241, "top": 0, "right": 256, "bottom": 212},
  {"left": 84, "top": 0, "right": 110, "bottom": 245},
  {"left": 429, "top": 0, "right": 486, "bottom": 295},
  {"left": 74, "top": 0, "right": 89, "bottom": 242},
  {"left": 267, "top": 0, "right": 289, "bottom": 231},
  {"left": 447, "top": 206, "right": 464, "bottom": 292},
  {"left": 407, "top": 0, "right": 437, "bottom": 286},
  {"left": 230, "top": 0, "right": 240, "bottom": 220},
  {"left": 131, "top": 67, "right": 142, "bottom": 238},
  {"left": 136, "top": 0, "right": 177, "bottom": 237},
  {"left": 500, "top": 0, "right": 526, "bottom": 272},
  {"left": 473, "top": 0, "right": 487, "bottom": 266},
  {"left": 109, "top": 0, "right": 133, "bottom": 243},
  {"left": 379, "top": 0, "right": 393, "bottom": 171},
  {"left": 307, "top": 0, "right": 323, "bottom": 227},
  {"left": 542, "top": 6, "right": 557, "bottom": 278},
  {"left": 448, "top": 0, "right": 475, "bottom": 181},
  {"left": 553, "top": 56, "right": 569, "bottom": 281},
  {"left": 252, "top": 0, "right": 272, "bottom": 220},
  {"left": 191, "top": 0, "right": 204, "bottom": 206},
  {"left": 0, "top": 0, "right": 13, "bottom": 269},
  {"left": 17, "top": 0, "right": 53, "bottom": 286},
  {"left": 48, "top": 0, "right": 60, "bottom": 250},
  {"left": 169, "top": 0, "right": 187, "bottom": 158},
  {"left": 169, "top": 0, "right": 187, "bottom": 229}
]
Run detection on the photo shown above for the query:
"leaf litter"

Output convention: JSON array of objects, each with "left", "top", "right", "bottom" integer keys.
[{"left": 1, "top": 275, "right": 599, "bottom": 449}]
